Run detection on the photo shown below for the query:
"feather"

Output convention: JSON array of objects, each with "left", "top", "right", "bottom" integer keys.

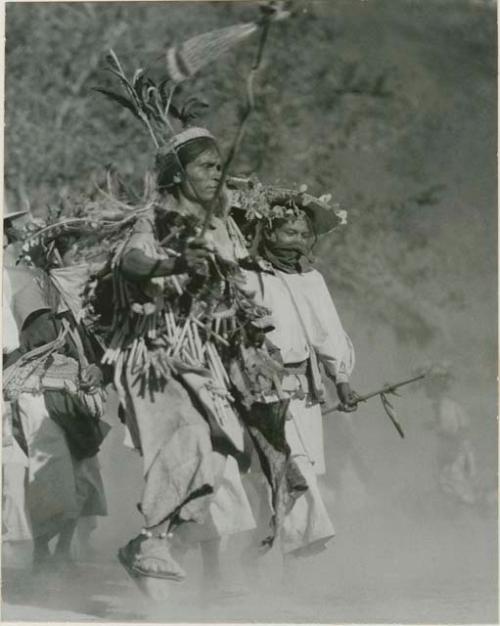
[
  {"left": 93, "top": 88, "right": 140, "bottom": 119},
  {"left": 166, "top": 22, "right": 259, "bottom": 83}
]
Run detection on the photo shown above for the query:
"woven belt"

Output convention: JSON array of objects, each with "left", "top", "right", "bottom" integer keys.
[{"left": 284, "top": 360, "right": 309, "bottom": 376}]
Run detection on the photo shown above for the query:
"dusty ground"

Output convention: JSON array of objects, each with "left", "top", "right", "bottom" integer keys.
[
  {"left": 2, "top": 482, "right": 497, "bottom": 623},
  {"left": 2, "top": 390, "right": 498, "bottom": 624}
]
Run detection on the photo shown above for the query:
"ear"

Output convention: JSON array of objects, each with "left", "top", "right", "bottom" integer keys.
[{"left": 266, "top": 230, "right": 278, "bottom": 243}]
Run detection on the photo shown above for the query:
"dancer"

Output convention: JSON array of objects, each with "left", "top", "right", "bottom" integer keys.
[{"left": 241, "top": 190, "right": 357, "bottom": 563}]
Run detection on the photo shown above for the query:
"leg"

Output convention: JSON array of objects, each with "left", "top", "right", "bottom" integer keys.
[
  {"left": 200, "top": 538, "right": 222, "bottom": 590},
  {"left": 33, "top": 531, "right": 55, "bottom": 573},
  {"left": 33, "top": 533, "right": 51, "bottom": 561},
  {"left": 54, "top": 518, "right": 77, "bottom": 562},
  {"left": 76, "top": 516, "right": 96, "bottom": 557}
]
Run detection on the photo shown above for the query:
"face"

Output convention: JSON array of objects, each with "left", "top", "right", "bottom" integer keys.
[
  {"left": 269, "top": 214, "right": 314, "bottom": 253},
  {"left": 4, "top": 216, "right": 29, "bottom": 245},
  {"left": 180, "top": 148, "right": 222, "bottom": 204}
]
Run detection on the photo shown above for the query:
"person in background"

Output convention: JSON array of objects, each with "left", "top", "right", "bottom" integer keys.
[
  {"left": 2, "top": 253, "right": 32, "bottom": 547},
  {"left": 3, "top": 260, "right": 108, "bottom": 572},
  {"left": 242, "top": 194, "right": 358, "bottom": 571},
  {"left": 422, "top": 363, "right": 478, "bottom": 506}
]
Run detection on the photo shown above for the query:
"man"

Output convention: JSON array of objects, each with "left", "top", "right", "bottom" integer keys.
[
  {"left": 3, "top": 236, "right": 107, "bottom": 571},
  {"left": 109, "top": 127, "right": 264, "bottom": 589},
  {"left": 242, "top": 191, "right": 358, "bottom": 562}
]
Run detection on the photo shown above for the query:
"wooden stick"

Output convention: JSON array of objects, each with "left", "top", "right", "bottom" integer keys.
[{"left": 322, "top": 373, "right": 426, "bottom": 415}]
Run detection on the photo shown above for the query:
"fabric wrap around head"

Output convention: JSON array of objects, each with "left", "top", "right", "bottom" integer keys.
[{"left": 156, "top": 127, "right": 218, "bottom": 191}]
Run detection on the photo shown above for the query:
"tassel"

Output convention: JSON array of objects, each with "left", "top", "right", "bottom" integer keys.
[{"left": 166, "top": 22, "right": 259, "bottom": 83}]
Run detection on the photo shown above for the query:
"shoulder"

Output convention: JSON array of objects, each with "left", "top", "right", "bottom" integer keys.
[
  {"left": 302, "top": 267, "right": 331, "bottom": 291},
  {"left": 124, "top": 209, "right": 158, "bottom": 254}
]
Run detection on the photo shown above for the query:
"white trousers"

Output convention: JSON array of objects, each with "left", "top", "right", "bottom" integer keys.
[
  {"left": 280, "top": 396, "right": 334, "bottom": 554},
  {"left": 14, "top": 393, "right": 106, "bottom": 539}
]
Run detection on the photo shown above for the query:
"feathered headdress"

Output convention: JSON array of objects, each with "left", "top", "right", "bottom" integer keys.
[
  {"left": 94, "top": 50, "right": 211, "bottom": 149},
  {"left": 95, "top": 2, "right": 291, "bottom": 150}
]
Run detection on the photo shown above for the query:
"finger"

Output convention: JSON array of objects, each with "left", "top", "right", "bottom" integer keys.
[
  {"left": 341, "top": 402, "right": 357, "bottom": 412},
  {"left": 188, "top": 238, "right": 213, "bottom": 251}
]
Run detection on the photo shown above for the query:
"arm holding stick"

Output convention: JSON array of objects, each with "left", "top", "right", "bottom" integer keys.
[
  {"left": 324, "top": 373, "right": 426, "bottom": 415},
  {"left": 324, "top": 373, "right": 427, "bottom": 439}
]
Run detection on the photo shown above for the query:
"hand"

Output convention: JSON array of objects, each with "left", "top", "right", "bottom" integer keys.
[
  {"left": 246, "top": 324, "right": 266, "bottom": 347},
  {"left": 184, "top": 238, "right": 213, "bottom": 274},
  {"left": 80, "top": 364, "right": 103, "bottom": 391},
  {"left": 336, "top": 382, "right": 359, "bottom": 412}
]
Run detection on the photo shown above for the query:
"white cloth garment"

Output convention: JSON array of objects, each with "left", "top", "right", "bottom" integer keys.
[
  {"left": 280, "top": 384, "right": 335, "bottom": 554},
  {"left": 176, "top": 454, "right": 256, "bottom": 545},
  {"left": 244, "top": 268, "right": 354, "bottom": 382},
  {"left": 2, "top": 274, "right": 28, "bottom": 540},
  {"left": 2, "top": 270, "right": 20, "bottom": 353},
  {"left": 243, "top": 267, "right": 355, "bottom": 554},
  {"left": 2, "top": 403, "right": 31, "bottom": 542},
  {"left": 16, "top": 392, "right": 106, "bottom": 539}
]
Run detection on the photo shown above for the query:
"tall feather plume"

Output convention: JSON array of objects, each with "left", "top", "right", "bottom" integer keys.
[
  {"left": 166, "top": 22, "right": 260, "bottom": 83},
  {"left": 94, "top": 2, "right": 292, "bottom": 146},
  {"left": 165, "top": 1, "right": 292, "bottom": 82}
]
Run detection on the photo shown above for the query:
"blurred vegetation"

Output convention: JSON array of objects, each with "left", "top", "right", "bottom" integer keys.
[{"left": 5, "top": 0, "right": 497, "bottom": 374}]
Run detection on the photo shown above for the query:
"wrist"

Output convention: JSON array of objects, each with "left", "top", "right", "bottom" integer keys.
[
  {"left": 335, "top": 374, "right": 350, "bottom": 385},
  {"left": 155, "top": 257, "right": 185, "bottom": 276}
]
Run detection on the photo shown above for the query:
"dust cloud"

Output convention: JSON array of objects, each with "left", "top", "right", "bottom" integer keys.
[{"left": 3, "top": 321, "right": 497, "bottom": 623}]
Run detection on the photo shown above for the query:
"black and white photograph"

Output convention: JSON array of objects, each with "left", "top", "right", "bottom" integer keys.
[{"left": 2, "top": 0, "right": 498, "bottom": 623}]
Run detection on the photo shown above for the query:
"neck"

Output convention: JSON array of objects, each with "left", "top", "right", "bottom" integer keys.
[
  {"left": 260, "top": 242, "right": 304, "bottom": 274},
  {"left": 174, "top": 194, "right": 207, "bottom": 221}
]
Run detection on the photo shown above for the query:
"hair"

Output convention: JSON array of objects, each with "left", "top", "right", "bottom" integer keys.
[
  {"left": 156, "top": 137, "right": 219, "bottom": 193},
  {"left": 263, "top": 210, "right": 316, "bottom": 241}
]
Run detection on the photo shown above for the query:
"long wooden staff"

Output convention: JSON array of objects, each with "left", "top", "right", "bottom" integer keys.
[{"left": 200, "top": 12, "right": 276, "bottom": 236}]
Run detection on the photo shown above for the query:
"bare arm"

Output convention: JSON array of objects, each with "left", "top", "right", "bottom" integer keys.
[{"left": 121, "top": 248, "right": 187, "bottom": 282}]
